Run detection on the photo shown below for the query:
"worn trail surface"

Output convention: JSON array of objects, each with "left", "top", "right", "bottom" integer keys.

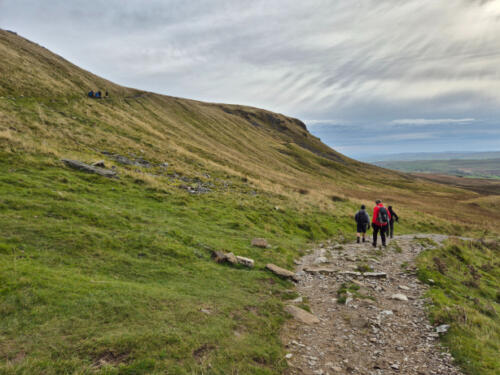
[{"left": 282, "top": 234, "right": 464, "bottom": 375}]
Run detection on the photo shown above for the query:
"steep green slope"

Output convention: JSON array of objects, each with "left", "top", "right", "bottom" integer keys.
[{"left": 0, "top": 29, "right": 498, "bottom": 374}]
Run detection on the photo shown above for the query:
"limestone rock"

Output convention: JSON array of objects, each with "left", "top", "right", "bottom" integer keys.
[
  {"left": 236, "top": 255, "right": 254, "bottom": 268},
  {"left": 266, "top": 263, "right": 298, "bottom": 282},
  {"left": 391, "top": 293, "right": 408, "bottom": 301},
  {"left": 62, "top": 159, "right": 117, "bottom": 178},
  {"left": 284, "top": 305, "right": 320, "bottom": 324},
  {"left": 251, "top": 238, "right": 269, "bottom": 248},
  {"left": 303, "top": 266, "right": 336, "bottom": 275},
  {"left": 225, "top": 252, "right": 238, "bottom": 265},
  {"left": 313, "top": 256, "right": 328, "bottom": 264}
]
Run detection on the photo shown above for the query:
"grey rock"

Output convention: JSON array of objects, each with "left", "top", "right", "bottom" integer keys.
[
  {"left": 436, "top": 324, "right": 450, "bottom": 333},
  {"left": 251, "top": 238, "right": 269, "bottom": 248},
  {"left": 285, "top": 305, "right": 320, "bottom": 324},
  {"left": 235, "top": 255, "right": 254, "bottom": 268},
  {"left": 62, "top": 159, "right": 117, "bottom": 178},
  {"left": 391, "top": 293, "right": 409, "bottom": 301},
  {"left": 266, "top": 263, "right": 298, "bottom": 282}
]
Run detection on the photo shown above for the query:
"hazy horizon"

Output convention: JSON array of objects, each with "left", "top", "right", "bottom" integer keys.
[{"left": 1, "top": 1, "right": 499, "bottom": 158}]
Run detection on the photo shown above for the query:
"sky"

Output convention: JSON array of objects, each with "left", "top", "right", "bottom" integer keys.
[{"left": 1, "top": 0, "right": 500, "bottom": 159}]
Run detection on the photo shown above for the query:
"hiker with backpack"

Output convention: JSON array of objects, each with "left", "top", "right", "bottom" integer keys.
[
  {"left": 387, "top": 205, "right": 399, "bottom": 239},
  {"left": 354, "top": 204, "right": 370, "bottom": 243},
  {"left": 372, "top": 200, "right": 391, "bottom": 247}
]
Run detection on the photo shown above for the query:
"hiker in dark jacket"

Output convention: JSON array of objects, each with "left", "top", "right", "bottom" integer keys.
[
  {"left": 387, "top": 205, "right": 399, "bottom": 239},
  {"left": 354, "top": 204, "right": 370, "bottom": 243},
  {"left": 87, "top": 90, "right": 94, "bottom": 98},
  {"left": 372, "top": 200, "right": 391, "bottom": 247}
]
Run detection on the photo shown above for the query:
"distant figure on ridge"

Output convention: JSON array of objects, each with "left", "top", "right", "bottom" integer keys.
[
  {"left": 95, "top": 91, "right": 102, "bottom": 99},
  {"left": 387, "top": 205, "right": 399, "bottom": 239},
  {"left": 372, "top": 199, "right": 391, "bottom": 247},
  {"left": 87, "top": 90, "right": 94, "bottom": 98},
  {"left": 105, "top": 90, "right": 109, "bottom": 98},
  {"left": 354, "top": 204, "right": 370, "bottom": 243}
]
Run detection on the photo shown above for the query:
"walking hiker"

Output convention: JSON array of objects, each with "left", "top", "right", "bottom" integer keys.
[
  {"left": 354, "top": 204, "right": 370, "bottom": 243},
  {"left": 95, "top": 91, "right": 102, "bottom": 99},
  {"left": 387, "top": 205, "right": 399, "bottom": 239},
  {"left": 372, "top": 200, "right": 391, "bottom": 247},
  {"left": 87, "top": 90, "right": 94, "bottom": 98}
]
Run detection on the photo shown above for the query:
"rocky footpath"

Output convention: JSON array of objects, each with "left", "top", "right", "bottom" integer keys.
[{"left": 282, "top": 234, "right": 464, "bottom": 375}]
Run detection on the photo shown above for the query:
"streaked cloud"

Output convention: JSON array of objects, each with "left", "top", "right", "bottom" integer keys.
[{"left": 391, "top": 118, "right": 476, "bottom": 126}]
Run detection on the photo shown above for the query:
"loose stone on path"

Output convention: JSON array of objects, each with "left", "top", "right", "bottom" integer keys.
[{"left": 282, "top": 234, "right": 465, "bottom": 375}]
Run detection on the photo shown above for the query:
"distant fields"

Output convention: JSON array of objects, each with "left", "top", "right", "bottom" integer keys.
[{"left": 374, "top": 158, "right": 500, "bottom": 179}]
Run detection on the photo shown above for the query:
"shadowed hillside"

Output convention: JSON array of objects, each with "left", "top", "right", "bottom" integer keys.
[{"left": 0, "top": 29, "right": 498, "bottom": 374}]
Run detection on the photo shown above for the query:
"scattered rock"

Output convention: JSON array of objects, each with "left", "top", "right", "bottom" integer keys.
[
  {"left": 92, "top": 160, "right": 106, "bottom": 168},
  {"left": 251, "top": 238, "right": 269, "bottom": 248},
  {"left": 292, "top": 296, "right": 303, "bottom": 303},
  {"left": 225, "top": 252, "right": 238, "bottom": 265},
  {"left": 62, "top": 159, "right": 117, "bottom": 178},
  {"left": 211, "top": 251, "right": 254, "bottom": 268},
  {"left": 313, "top": 256, "right": 328, "bottom": 264},
  {"left": 338, "top": 271, "right": 387, "bottom": 278},
  {"left": 282, "top": 234, "right": 465, "bottom": 375},
  {"left": 266, "top": 263, "right": 298, "bottom": 282},
  {"left": 303, "top": 266, "right": 336, "bottom": 275},
  {"left": 436, "top": 324, "right": 450, "bottom": 333},
  {"left": 285, "top": 353, "right": 293, "bottom": 359},
  {"left": 391, "top": 293, "right": 409, "bottom": 301},
  {"left": 284, "top": 305, "right": 320, "bottom": 324},
  {"left": 235, "top": 255, "right": 254, "bottom": 268}
]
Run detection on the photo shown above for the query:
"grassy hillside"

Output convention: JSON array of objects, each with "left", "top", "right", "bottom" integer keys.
[
  {"left": 0, "top": 29, "right": 499, "bottom": 374},
  {"left": 417, "top": 238, "right": 500, "bottom": 375}
]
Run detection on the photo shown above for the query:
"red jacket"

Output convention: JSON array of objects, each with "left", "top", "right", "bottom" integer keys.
[{"left": 372, "top": 203, "right": 391, "bottom": 226}]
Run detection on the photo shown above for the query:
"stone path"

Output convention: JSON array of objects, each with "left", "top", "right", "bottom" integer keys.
[{"left": 282, "top": 234, "right": 465, "bottom": 375}]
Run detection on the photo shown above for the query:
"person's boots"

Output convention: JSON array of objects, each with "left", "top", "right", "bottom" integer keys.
[
  {"left": 357, "top": 237, "right": 360, "bottom": 244},
  {"left": 362, "top": 237, "right": 366, "bottom": 243},
  {"left": 372, "top": 242, "right": 376, "bottom": 248}
]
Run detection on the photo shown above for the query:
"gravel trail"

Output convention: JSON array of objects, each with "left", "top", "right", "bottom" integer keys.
[{"left": 282, "top": 234, "right": 465, "bottom": 375}]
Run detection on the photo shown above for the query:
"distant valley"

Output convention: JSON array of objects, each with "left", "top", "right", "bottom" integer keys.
[{"left": 373, "top": 156, "right": 500, "bottom": 180}]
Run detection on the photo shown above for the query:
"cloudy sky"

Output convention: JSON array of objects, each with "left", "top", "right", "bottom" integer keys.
[{"left": 1, "top": 0, "right": 500, "bottom": 159}]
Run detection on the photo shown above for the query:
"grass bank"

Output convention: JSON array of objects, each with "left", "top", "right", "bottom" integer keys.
[{"left": 417, "top": 238, "right": 500, "bottom": 375}]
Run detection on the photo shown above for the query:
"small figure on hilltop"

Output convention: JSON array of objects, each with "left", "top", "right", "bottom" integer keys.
[
  {"left": 372, "top": 199, "right": 391, "bottom": 247},
  {"left": 87, "top": 90, "right": 94, "bottom": 98},
  {"left": 387, "top": 205, "right": 399, "bottom": 239},
  {"left": 95, "top": 90, "right": 102, "bottom": 99},
  {"left": 105, "top": 89, "right": 109, "bottom": 98},
  {"left": 354, "top": 204, "right": 370, "bottom": 243}
]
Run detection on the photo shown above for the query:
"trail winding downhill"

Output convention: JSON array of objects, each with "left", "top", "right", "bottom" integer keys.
[{"left": 282, "top": 234, "right": 465, "bottom": 375}]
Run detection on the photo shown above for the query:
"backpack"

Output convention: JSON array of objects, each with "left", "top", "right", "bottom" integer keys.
[{"left": 377, "top": 206, "right": 389, "bottom": 224}]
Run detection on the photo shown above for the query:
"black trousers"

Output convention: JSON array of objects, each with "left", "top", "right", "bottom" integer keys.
[
  {"left": 372, "top": 224, "right": 387, "bottom": 246},
  {"left": 388, "top": 221, "right": 394, "bottom": 238}
]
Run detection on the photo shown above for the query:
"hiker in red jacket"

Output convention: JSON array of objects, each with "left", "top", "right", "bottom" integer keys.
[{"left": 372, "top": 200, "right": 391, "bottom": 247}]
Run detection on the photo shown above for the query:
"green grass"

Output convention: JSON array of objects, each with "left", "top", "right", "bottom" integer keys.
[
  {"left": 0, "top": 153, "right": 355, "bottom": 374},
  {"left": 417, "top": 239, "right": 500, "bottom": 375}
]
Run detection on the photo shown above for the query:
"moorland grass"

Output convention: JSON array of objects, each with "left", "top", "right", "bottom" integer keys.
[{"left": 417, "top": 239, "right": 500, "bottom": 375}]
